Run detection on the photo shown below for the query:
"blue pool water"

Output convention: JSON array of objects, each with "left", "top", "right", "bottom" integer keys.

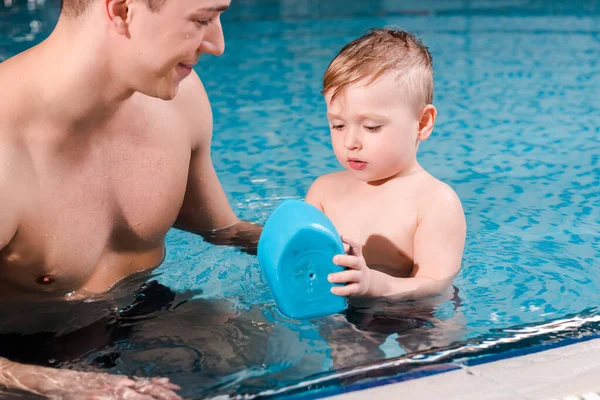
[{"left": 1, "top": 0, "right": 599, "bottom": 398}]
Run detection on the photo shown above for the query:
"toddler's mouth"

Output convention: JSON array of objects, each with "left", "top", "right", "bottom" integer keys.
[{"left": 348, "top": 158, "right": 367, "bottom": 171}]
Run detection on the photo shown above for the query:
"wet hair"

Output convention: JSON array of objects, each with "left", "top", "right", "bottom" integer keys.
[
  {"left": 323, "top": 28, "right": 434, "bottom": 111},
  {"left": 60, "top": 0, "right": 166, "bottom": 18}
]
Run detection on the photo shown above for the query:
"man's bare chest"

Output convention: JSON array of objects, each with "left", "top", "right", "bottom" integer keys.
[{"left": 0, "top": 136, "right": 191, "bottom": 297}]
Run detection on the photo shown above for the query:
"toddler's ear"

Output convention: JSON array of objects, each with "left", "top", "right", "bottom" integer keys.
[{"left": 417, "top": 104, "right": 437, "bottom": 142}]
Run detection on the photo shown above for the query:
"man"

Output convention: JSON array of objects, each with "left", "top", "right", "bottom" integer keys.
[{"left": 0, "top": 0, "right": 260, "bottom": 397}]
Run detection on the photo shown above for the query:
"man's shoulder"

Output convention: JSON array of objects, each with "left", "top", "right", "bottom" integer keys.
[
  {"left": 170, "top": 70, "right": 212, "bottom": 149},
  {"left": 0, "top": 54, "right": 35, "bottom": 125},
  {"left": 0, "top": 71, "right": 28, "bottom": 166},
  {"left": 0, "top": 134, "right": 23, "bottom": 187},
  {"left": 0, "top": 52, "right": 19, "bottom": 77},
  {"left": 172, "top": 71, "right": 212, "bottom": 119},
  {"left": 174, "top": 69, "right": 209, "bottom": 103},
  {"left": 136, "top": 70, "right": 211, "bottom": 151},
  {"left": 0, "top": 49, "right": 33, "bottom": 88}
]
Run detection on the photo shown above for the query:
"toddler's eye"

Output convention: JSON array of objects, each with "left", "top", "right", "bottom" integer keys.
[
  {"left": 364, "top": 125, "right": 382, "bottom": 132},
  {"left": 331, "top": 124, "right": 346, "bottom": 130}
]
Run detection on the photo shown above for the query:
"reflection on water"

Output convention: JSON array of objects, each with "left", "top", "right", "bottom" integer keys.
[
  {"left": 5, "top": 277, "right": 596, "bottom": 399},
  {"left": 254, "top": 307, "right": 600, "bottom": 399},
  {"left": 0, "top": 275, "right": 466, "bottom": 398}
]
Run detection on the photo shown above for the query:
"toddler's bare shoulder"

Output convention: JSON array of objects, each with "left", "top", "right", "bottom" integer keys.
[
  {"left": 417, "top": 173, "right": 463, "bottom": 209},
  {"left": 312, "top": 170, "right": 351, "bottom": 187}
]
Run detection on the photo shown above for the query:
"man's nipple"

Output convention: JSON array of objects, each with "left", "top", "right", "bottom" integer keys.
[{"left": 36, "top": 274, "right": 55, "bottom": 284}]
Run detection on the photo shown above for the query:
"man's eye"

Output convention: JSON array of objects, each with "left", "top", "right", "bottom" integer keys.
[{"left": 194, "top": 18, "right": 214, "bottom": 26}]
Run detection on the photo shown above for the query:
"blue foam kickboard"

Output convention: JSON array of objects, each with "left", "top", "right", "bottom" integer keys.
[{"left": 258, "top": 200, "right": 347, "bottom": 319}]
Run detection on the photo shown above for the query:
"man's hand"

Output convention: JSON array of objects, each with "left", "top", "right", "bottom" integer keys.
[
  {"left": 0, "top": 359, "right": 181, "bottom": 400},
  {"left": 329, "top": 235, "right": 373, "bottom": 297},
  {"left": 197, "top": 220, "right": 262, "bottom": 255}
]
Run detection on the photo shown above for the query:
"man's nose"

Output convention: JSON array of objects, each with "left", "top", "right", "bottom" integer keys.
[{"left": 198, "top": 17, "right": 225, "bottom": 56}]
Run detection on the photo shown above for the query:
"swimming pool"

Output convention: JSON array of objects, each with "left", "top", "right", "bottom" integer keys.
[{"left": 1, "top": 0, "right": 599, "bottom": 398}]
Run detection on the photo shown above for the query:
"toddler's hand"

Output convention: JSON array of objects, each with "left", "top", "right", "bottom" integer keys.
[{"left": 328, "top": 235, "right": 372, "bottom": 297}]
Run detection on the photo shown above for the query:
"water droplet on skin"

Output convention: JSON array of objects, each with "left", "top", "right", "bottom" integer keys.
[{"left": 37, "top": 274, "right": 55, "bottom": 284}]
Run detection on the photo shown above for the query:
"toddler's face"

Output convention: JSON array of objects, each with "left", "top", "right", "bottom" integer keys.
[{"left": 325, "top": 72, "right": 424, "bottom": 183}]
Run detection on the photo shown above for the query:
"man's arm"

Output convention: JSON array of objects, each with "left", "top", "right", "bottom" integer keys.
[
  {"left": 0, "top": 357, "right": 182, "bottom": 398},
  {"left": 368, "top": 184, "right": 466, "bottom": 298},
  {"left": 173, "top": 73, "right": 261, "bottom": 253},
  {"left": 174, "top": 142, "right": 262, "bottom": 253}
]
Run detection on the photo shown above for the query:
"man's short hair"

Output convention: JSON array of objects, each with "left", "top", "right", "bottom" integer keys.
[{"left": 60, "top": 0, "right": 166, "bottom": 18}]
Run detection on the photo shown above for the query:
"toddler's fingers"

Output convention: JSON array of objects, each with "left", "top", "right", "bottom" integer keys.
[
  {"left": 331, "top": 283, "right": 360, "bottom": 297},
  {"left": 343, "top": 242, "right": 350, "bottom": 254},
  {"left": 340, "top": 235, "right": 363, "bottom": 257},
  {"left": 333, "top": 255, "right": 360, "bottom": 269},
  {"left": 328, "top": 270, "right": 360, "bottom": 284}
]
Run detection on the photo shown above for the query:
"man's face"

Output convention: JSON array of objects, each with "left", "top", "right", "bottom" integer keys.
[
  {"left": 326, "top": 72, "right": 424, "bottom": 183},
  {"left": 119, "top": 0, "right": 230, "bottom": 99}
]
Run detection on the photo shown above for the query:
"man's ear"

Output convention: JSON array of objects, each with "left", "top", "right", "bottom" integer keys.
[
  {"left": 417, "top": 104, "right": 437, "bottom": 142},
  {"left": 106, "top": 0, "right": 132, "bottom": 36}
]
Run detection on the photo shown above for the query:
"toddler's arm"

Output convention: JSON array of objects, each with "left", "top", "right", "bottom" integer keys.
[
  {"left": 330, "top": 185, "right": 466, "bottom": 299},
  {"left": 305, "top": 176, "right": 327, "bottom": 212}
]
